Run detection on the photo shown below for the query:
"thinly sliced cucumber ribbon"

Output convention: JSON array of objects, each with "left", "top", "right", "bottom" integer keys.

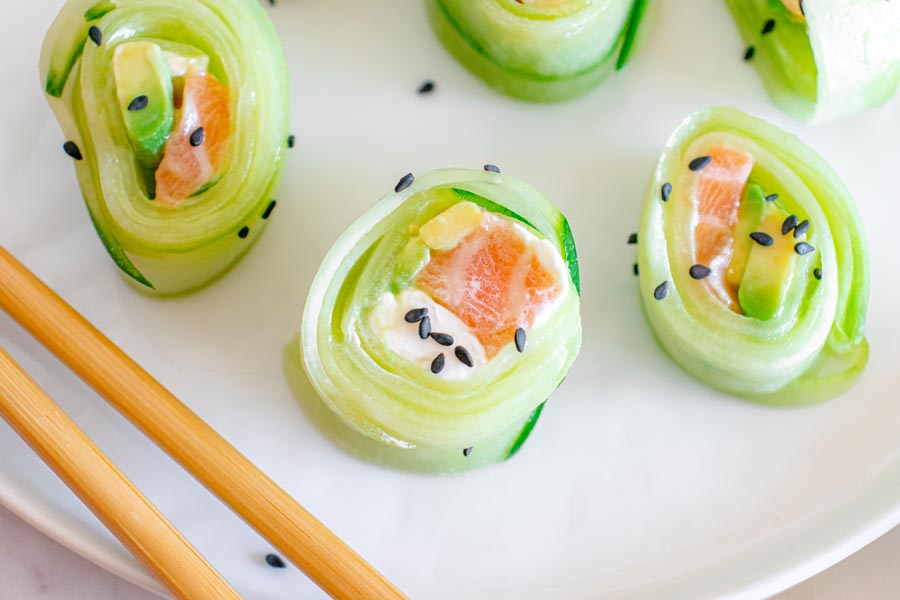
[
  {"left": 302, "top": 169, "right": 582, "bottom": 472},
  {"left": 638, "top": 108, "right": 869, "bottom": 405},
  {"left": 725, "top": 0, "right": 900, "bottom": 123},
  {"left": 40, "top": 0, "right": 289, "bottom": 294},
  {"left": 427, "top": 0, "right": 647, "bottom": 102}
]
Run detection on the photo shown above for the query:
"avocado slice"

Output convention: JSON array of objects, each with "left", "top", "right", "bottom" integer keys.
[
  {"left": 419, "top": 201, "right": 483, "bottom": 251},
  {"left": 390, "top": 238, "right": 430, "bottom": 293},
  {"left": 113, "top": 41, "right": 174, "bottom": 168},
  {"left": 738, "top": 202, "right": 799, "bottom": 320},
  {"left": 726, "top": 183, "right": 769, "bottom": 294}
]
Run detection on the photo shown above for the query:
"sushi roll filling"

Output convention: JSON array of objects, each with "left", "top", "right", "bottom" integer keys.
[
  {"left": 368, "top": 200, "right": 569, "bottom": 379},
  {"left": 113, "top": 41, "right": 232, "bottom": 206},
  {"left": 677, "top": 139, "right": 815, "bottom": 321}
]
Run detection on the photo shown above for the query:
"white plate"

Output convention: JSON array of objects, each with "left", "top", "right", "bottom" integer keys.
[{"left": 2, "top": 1, "right": 900, "bottom": 598}]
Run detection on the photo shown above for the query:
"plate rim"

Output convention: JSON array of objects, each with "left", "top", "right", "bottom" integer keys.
[
  {"left": 0, "top": 480, "right": 167, "bottom": 598},
  {"left": 2, "top": 451, "right": 900, "bottom": 599},
  {"left": 5, "top": 0, "right": 900, "bottom": 597}
]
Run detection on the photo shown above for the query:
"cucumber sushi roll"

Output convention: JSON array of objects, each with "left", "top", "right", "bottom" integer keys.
[
  {"left": 426, "top": 0, "right": 648, "bottom": 102},
  {"left": 40, "top": 0, "right": 289, "bottom": 294},
  {"left": 301, "top": 169, "right": 582, "bottom": 472},
  {"left": 637, "top": 107, "right": 869, "bottom": 405},
  {"left": 726, "top": 0, "right": 900, "bottom": 123}
]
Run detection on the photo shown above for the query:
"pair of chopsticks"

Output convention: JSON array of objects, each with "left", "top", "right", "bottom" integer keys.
[{"left": 0, "top": 246, "right": 407, "bottom": 600}]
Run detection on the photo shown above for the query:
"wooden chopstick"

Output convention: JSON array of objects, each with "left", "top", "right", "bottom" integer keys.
[
  {"left": 0, "top": 246, "right": 407, "bottom": 600},
  {"left": 0, "top": 347, "right": 241, "bottom": 600}
]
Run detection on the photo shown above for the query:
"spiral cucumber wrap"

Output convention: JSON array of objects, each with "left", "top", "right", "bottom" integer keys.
[
  {"left": 40, "top": 0, "right": 289, "bottom": 294},
  {"left": 427, "top": 0, "right": 647, "bottom": 102},
  {"left": 638, "top": 108, "right": 869, "bottom": 405},
  {"left": 726, "top": 0, "right": 900, "bottom": 123},
  {"left": 302, "top": 169, "right": 582, "bottom": 472}
]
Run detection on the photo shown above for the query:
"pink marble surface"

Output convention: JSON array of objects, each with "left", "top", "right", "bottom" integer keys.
[
  {"left": 1, "top": 504, "right": 898, "bottom": 599},
  {"left": 0, "top": 505, "right": 156, "bottom": 600}
]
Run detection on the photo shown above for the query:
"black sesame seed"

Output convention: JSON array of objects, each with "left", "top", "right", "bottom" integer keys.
[
  {"left": 265, "top": 554, "right": 286, "bottom": 568},
  {"left": 654, "top": 281, "right": 669, "bottom": 300},
  {"left": 404, "top": 308, "right": 428, "bottom": 323},
  {"left": 238, "top": 226, "right": 250, "bottom": 239},
  {"left": 795, "top": 242, "right": 815, "bottom": 255},
  {"left": 287, "top": 134, "right": 295, "bottom": 148},
  {"left": 749, "top": 231, "right": 774, "bottom": 246},
  {"left": 431, "top": 332, "right": 454, "bottom": 346},
  {"left": 418, "top": 316, "right": 432, "bottom": 339},
  {"left": 628, "top": 233, "right": 638, "bottom": 245},
  {"left": 454, "top": 346, "right": 474, "bottom": 367},
  {"left": 430, "top": 353, "right": 445, "bottom": 374},
  {"left": 661, "top": 182, "right": 672, "bottom": 202},
  {"left": 793, "top": 219, "right": 810, "bottom": 238},
  {"left": 762, "top": 19, "right": 776, "bottom": 34},
  {"left": 689, "top": 264, "right": 712, "bottom": 280},
  {"left": 463, "top": 447, "right": 473, "bottom": 457},
  {"left": 127, "top": 95, "right": 149, "bottom": 111},
  {"left": 267, "top": 0, "right": 276, "bottom": 5},
  {"left": 633, "top": 263, "right": 639, "bottom": 276},
  {"left": 514, "top": 328, "right": 526, "bottom": 353},
  {"left": 63, "top": 141, "right": 82, "bottom": 160},
  {"left": 744, "top": 46, "right": 756, "bottom": 61},
  {"left": 88, "top": 26, "right": 102, "bottom": 46},
  {"left": 765, "top": 193, "right": 779, "bottom": 202},
  {"left": 782, "top": 215, "right": 799, "bottom": 235},
  {"left": 484, "top": 164, "right": 501, "bottom": 173},
  {"left": 418, "top": 80, "right": 435, "bottom": 94},
  {"left": 189, "top": 127, "right": 205, "bottom": 147},
  {"left": 395, "top": 173, "right": 414, "bottom": 193},
  {"left": 813, "top": 267, "right": 822, "bottom": 280},
  {"left": 262, "top": 200, "right": 277, "bottom": 219},
  {"left": 689, "top": 156, "right": 713, "bottom": 171}
]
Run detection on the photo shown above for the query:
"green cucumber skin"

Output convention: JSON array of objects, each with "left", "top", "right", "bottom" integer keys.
[
  {"left": 638, "top": 107, "right": 869, "bottom": 406},
  {"left": 616, "top": 0, "right": 649, "bottom": 71},
  {"left": 505, "top": 401, "right": 545, "bottom": 460},
  {"left": 560, "top": 217, "right": 581, "bottom": 295},
  {"left": 40, "top": 0, "right": 289, "bottom": 295},
  {"left": 452, "top": 188, "right": 539, "bottom": 231},
  {"left": 301, "top": 169, "right": 582, "bottom": 473},
  {"left": 427, "top": 0, "right": 637, "bottom": 102}
]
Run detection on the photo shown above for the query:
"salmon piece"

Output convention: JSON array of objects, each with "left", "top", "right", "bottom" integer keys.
[
  {"left": 691, "top": 145, "right": 753, "bottom": 308},
  {"left": 155, "top": 70, "right": 230, "bottom": 206},
  {"left": 416, "top": 216, "right": 562, "bottom": 358}
]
